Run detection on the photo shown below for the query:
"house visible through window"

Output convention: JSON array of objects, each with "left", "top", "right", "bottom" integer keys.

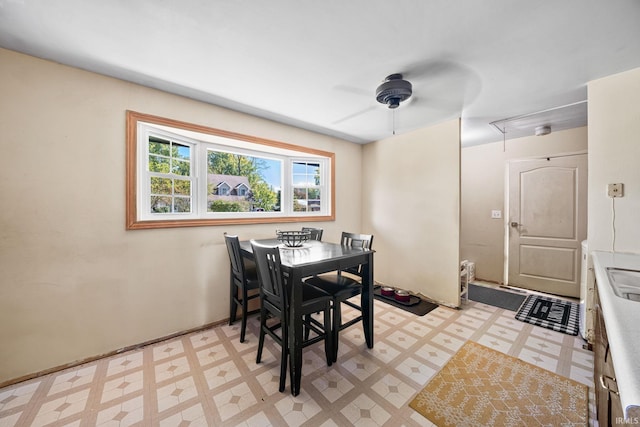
[
  {"left": 207, "top": 150, "right": 282, "bottom": 214},
  {"left": 126, "top": 111, "right": 335, "bottom": 229}
]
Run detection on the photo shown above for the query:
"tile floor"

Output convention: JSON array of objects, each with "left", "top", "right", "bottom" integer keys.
[{"left": 0, "top": 290, "right": 596, "bottom": 426}]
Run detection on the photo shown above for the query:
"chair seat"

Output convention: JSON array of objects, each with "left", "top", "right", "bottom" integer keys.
[
  {"left": 301, "top": 283, "right": 333, "bottom": 313},
  {"left": 305, "top": 274, "right": 362, "bottom": 300}
]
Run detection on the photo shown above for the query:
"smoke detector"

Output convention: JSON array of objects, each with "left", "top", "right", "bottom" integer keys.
[
  {"left": 535, "top": 125, "right": 551, "bottom": 136},
  {"left": 376, "top": 74, "right": 412, "bottom": 109}
]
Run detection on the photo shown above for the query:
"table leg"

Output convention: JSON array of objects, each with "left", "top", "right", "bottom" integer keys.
[
  {"left": 288, "top": 270, "right": 303, "bottom": 396},
  {"left": 362, "top": 254, "right": 374, "bottom": 349}
]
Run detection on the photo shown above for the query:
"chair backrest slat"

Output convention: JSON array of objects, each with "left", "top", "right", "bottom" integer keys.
[
  {"left": 224, "top": 233, "right": 246, "bottom": 284},
  {"left": 251, "top": 240, "right": 287, "bottom": 309},
  {"left": 302, "top": 227, "right": 323, "bottom": 241},
  {"left": 340, "top": 232, "right": 373, "bottom": 277}
]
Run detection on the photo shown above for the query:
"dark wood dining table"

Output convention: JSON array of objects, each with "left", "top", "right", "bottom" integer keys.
[{"left": 239, "top": 238, "right": 375, "bottom": 396}]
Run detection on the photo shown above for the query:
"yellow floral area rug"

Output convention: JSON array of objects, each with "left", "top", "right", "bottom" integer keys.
[{"left": 409, "top": 341, "right": 588, "bottom": 426}]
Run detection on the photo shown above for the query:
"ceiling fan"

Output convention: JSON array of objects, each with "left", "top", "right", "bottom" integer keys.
[
  {"left": 331, "top": 60, "right": 479, "bottom": 129},
  {"left": 332, "top": 73, "right": 413, "bottom": 125},
  {"left": 375, "top": 74, "right": 412, "bottom": 109}
]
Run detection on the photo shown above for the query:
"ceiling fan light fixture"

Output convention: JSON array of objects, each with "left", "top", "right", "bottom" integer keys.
[
  {"left": 535, "top": 125, "right": 552, "bottom": 136},
  {"left": 376, "top": 74, "right": 412, "bottom": 109}
]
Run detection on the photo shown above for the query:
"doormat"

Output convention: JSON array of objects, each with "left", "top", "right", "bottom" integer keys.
[
  {"left": 373, "top": 286, "right": 438, "bottom": 316},
  {"left": 409, "top": 341, "right": 588, "bottom": 427},
  {"left": 515, "top": 294, "right": 579, "bottom": 336},
  {"left": 468, "top": 283, "right": 527, "bottom": 311}
]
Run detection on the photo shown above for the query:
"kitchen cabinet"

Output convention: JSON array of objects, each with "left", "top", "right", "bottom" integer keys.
[{"left": 594, "top": 282, "right": 624, "bottom": 426}]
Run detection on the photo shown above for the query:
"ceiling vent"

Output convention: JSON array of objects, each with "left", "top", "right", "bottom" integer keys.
[{"left": 376, "top": 74, "right": 412, "bottom": 109}]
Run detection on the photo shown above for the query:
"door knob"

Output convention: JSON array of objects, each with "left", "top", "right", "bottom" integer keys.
[{"left": 510, "top": 222, "right": 519, "bottom": 227}]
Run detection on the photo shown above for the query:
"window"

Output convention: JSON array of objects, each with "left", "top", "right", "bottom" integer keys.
[
  {"left": 126, "top": 111, "right": 334, "bottom": 229},
  {"left": 293, "top": 161, "right": 322, "bottom": 212},
  {"left": 147, "top": 136, "right": 193, "bottom": 214}
]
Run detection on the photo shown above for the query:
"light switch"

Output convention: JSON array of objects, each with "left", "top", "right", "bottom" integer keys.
[{"left": 491, "top": 210, "right": 502, "bottom": 219}]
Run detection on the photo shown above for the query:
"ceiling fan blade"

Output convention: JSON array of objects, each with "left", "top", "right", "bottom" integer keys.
[
  {"left": 332, "top": 105, "right": 377, "bottom": 124},
  {"left": 404, "top": 60, "right": 482, "bottom": 108},
  {"left": 333, "top": 84, "right": 371, "bottom": 97}
]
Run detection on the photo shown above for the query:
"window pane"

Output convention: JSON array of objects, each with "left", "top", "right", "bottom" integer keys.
[
  {"left": 151, "top": 196, "right": 171, "bottom": 213},
  {"left": 149, "top": 137, "right": 170, "bottom": 156},
  {"left": 293, "top": 161, "right": 320, "bottom": 186},
  {"left": 306, "top": 163, "right": 320, "bottom": 175},
  {"left": 292, "top": 162, "right": 307, "bottom": 174},
  {"left": 293, "top": 174, "right": 312, "bottom": 186},
  {"left": 175, "top": 143, "right": 190, "bottom": 160},
  {"left": 308, "top": 188, "right": 320, "bottom": 199},
  {"left": 172, "top": 159, "right": 190, "bottom": 176},
  {"left": 149, "top": 155, "right": 170, "bottom": 173},
  {"left": 207, "top": 150, "right": 282, "bottom": 213},
  {"left": 151, "top": 177, "right": 172, "bottom": 195},
  {"left": 174, "top": 179, "right": 191, "bottom": 196},
  {"left": 174, "top": 197, "right": 191, "bottom": 213}
]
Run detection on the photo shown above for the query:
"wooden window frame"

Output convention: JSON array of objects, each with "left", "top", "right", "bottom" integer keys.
[{"left": 126, "top": 110, "right": 335, "bottom": 229}]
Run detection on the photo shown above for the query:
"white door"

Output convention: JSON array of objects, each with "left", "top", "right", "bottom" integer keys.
[{"left": 507, "top": 154, "right": 587, "bottom": 298}]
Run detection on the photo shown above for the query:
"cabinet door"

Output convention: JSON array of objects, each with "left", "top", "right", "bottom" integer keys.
[
  {"left": 594, "top": 284, "right": 623, "bottom": 427},
  {"left": 594, "top": 295, "right": 609, "bottom": 425}
]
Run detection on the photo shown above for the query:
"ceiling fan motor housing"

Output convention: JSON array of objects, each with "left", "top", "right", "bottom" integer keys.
[{"left": 376, "top": 74, "right": 412, "bottom": 109}]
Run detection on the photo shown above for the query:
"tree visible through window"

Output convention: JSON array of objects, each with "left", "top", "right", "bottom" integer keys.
[{"left": 148, "top": 136, "right": 192, "bottom": 214}]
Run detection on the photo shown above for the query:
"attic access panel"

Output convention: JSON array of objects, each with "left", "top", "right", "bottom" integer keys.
[{"left": 490, "top": 101, "right": 587, "bottom": 140}]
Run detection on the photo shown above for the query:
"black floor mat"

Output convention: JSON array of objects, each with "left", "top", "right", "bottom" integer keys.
[
  {"left": 468, "top": 283, "right": 527, "bottom": 311},
  {"left": 373, "top": 286, "right": 438, "bottom": 316}
]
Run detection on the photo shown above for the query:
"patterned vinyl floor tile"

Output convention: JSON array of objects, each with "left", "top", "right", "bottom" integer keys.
[{"left": 0, "top": 296, "right": 596, "bottom": 426}]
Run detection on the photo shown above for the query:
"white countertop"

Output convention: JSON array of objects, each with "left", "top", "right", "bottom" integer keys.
[{"left": 592, "top": 251, "right": 640, "bottom": 419}]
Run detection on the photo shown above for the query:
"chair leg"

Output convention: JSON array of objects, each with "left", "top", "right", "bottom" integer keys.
[
  {"left": 323, "top": 303, "right": 333, "bottom": 366},
  {"left": 332, "top": 301, "right": 342, "bottom": 363},
  {"left": 240, "top": 288, "right": 248, "bottom": 343},
  {"left": 256, "top": 307, "right": 266, "bottom": 364},
  {"left": 279, "top": 317, "right": 288, "bottom": 392},
  {"left": 304, "top": 314, "right": 311, "bottom": 341},
  {"left": 229, "top": 283, "right": 238, "bottom": 326}
]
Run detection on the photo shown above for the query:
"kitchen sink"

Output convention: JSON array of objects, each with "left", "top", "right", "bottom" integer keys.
[{"left": 606, "top": 267, "right": 640, "bottom": 301}]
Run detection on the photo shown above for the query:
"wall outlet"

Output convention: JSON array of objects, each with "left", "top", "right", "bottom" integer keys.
[
  {"left": 491, "top": 210, "right": 502, "bottom": 219},
  {"left": 607, "top": 183, "right": 624, "bottom": 198}
]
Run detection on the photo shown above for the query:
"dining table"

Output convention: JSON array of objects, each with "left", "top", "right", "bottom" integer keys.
[{"left": 239, "top": 238, "right": 375, "bottom": 396}]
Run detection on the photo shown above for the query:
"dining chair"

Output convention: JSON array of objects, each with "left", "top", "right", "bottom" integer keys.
[
  {"left": 224, "top": 233, "right": 261, "bottom": 343},
  {"left": 301, "top": 227, "right": 323, "bottom": 241},
  {"left": 251, "top": 240, "right": 334, "bottom": 392},
  {"left": 303, "top": 232, "right": 374, "bottom": 362}
]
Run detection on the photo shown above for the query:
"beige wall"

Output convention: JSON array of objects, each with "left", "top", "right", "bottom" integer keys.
[
  {"left": 588, "top": 66, "right": 640, "bottom": 254},
  {"left": 0, "top": 48, "right": 363, "bottom": 383},
  {"left": 362, "top": 120, "right": 461, "bottom": 307},
  {"left": 461, "top": 127, "right": 588, "bottom": 283}
]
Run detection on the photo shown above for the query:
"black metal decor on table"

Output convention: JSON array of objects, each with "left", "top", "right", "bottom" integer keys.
[{"left": 276, "top": 230, "right": 311, "bottom": 247}]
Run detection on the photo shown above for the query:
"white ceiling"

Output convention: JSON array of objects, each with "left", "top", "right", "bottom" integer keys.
[{"left": 1, "top": 1, "right": 640, "bottom": 146}]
